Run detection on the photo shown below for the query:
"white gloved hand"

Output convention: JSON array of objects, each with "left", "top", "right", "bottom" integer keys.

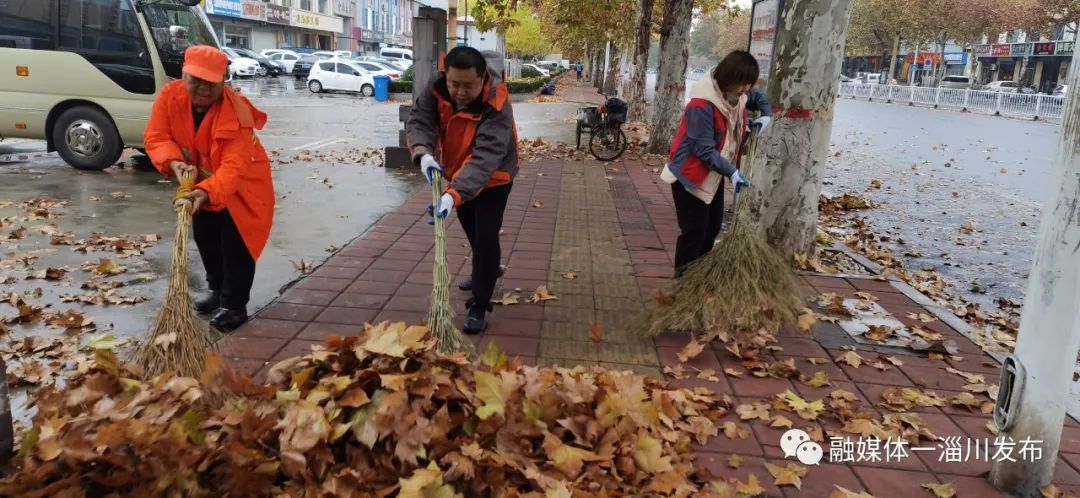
[
  {"left": 730, "top": 170, "right": 750, "bottom": 193},
  {"left": 420, "top": 154, "right": 443, "bottom": 184},
  {"left": 436, "top": 193, "right": 455, "bottom": 219},
  {"left": 751, "top": 116, "right": 772, "bottom": 132}
]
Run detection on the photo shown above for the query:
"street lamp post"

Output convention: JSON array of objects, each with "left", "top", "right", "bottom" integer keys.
[{"left": 989, "top": 55, "right": 1080, "bottom": 496}]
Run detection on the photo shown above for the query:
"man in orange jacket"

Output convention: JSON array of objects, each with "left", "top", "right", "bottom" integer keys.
[
  {"left": 144, "top": 46, "right": 275, "bottom": 331},
  {"left": 407, "top": 47, "right": 519, "bottom": 333}
]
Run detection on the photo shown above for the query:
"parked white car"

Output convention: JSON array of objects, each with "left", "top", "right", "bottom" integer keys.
[
  {"left": 308, "top": 60, "right": 377, "bottom": 97},
  {"left": 223, "top": 48, "right": 261, "bottom": 78},
  {"left": 267, "top": 51, "right": 302, "bottom": 74},
  {"left": 261, "top": 49, "right": 296, "bottom": 58},
  {"left": 353, "top": 56, "right": 407, "bottom": 71},
  {"left": 379, "top": 47, "right": 413, "bottom": 68},
  {"left": 311, "top": 51, "right": 338, "bottom": 60},
  {"left": 350, "top": 60, "right": 401, "bottom": 80},
  {"left": 523, "top": 63, "right": 550, "bottom": 77},
  {"left": 939, "top": 75, "right": 972, "bottom": 89},
  {"left": 982, "top": 80, "right": 1022, "bottom": 93}
]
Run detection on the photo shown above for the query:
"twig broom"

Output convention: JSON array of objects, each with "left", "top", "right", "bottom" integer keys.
[
  {"left": 428, "top": 176, "right": 474, "bottom": 355},
  {"left": 132, "top": 170, "right": 213, "bottom": 377},
  {"left": 636, "top": 131, "right": 801, "bottom": 347}
]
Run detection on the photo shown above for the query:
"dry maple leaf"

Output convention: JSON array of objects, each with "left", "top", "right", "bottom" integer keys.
[
  {"left": 492, "top": 293, "right": 520, "bottom": 306},
  {"left": 770, "top": 415, "right": 794, "bottom": 429},
  {"left": 723, "top": 367, "right": 743, "bottom": 378},
  {"left": 922, "top": 482, "right": 956, "bottom": 498},
  {"left": 806, "top": 371, "right": 831, "bottom": 388},
  {"left": 736, "top": 401, "right": 771, "bottom": 421},
  {"left": 831, "top": 486, "right": 877, "bottom": 498},
  {"left": 561, "top": 271, "right": 577, "bottom": 280},
  {"left": 777, "top": 390, "right": 825, "bottom": 420},
  {"left": 735, "top": 474, "right": 765, "bottom": 496},
  {"left": 721, "top": 421, "right": 751, "bottom": 439},
  {"left": 766, "top": 462, "right": 807, "bottom": 490},
  {"left": 528, "top": 285, "right": 558, "bottom": 304},
  {"left": 839, "top": 351, "right": 865, "bottom": 368},
  {"left": 633, "top": 433, "right": 673, "bottom": 473},
  {"left": 808, "top": 357, "right": 829, "bottom": 365},
  {"left": 676, "top": 336, "right": 705, "bottom": 362},
  {"left": 588, "top": 322, "right": 603, "bottom": 343},
  {"left": 1041, "top": 484, "right": 1064, "bottom": 498},
  {"left": 727, "top": 454, "right": 743, "bottom": 469},
  {"left": 531, "top": 201, "right": 544, "bottom": 208}
]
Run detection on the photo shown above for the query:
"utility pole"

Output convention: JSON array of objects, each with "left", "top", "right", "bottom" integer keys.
[
  {"left": 989, "top": 57, "right": 1080, "bottom": 497},
  {"left": 747, "top": 0, "right": 855, "bottom": 260}
]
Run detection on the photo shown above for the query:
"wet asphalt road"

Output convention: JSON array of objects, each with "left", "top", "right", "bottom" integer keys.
[{"left": 824, "top": 98, "right": 1051, "bottom": 312}]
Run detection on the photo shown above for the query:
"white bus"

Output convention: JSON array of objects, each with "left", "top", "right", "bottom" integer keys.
[{"left": 0, "top": 0, "right": 219, "bottom": 170}]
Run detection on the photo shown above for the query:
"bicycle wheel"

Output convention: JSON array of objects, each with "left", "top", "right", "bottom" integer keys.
[{"left": 589, "top": 125, "right": 628, "bottom": 161}]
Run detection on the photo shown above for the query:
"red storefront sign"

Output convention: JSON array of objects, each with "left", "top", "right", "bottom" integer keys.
[
  {"left": 991, "top": 44, "right": 1011, "bottom": 57},
  {"left": 1033, "top": 42, "right": 1056, "bottom": 56},
  {"left": 903, "top": 52, "right": 942, "bottom": 65}
]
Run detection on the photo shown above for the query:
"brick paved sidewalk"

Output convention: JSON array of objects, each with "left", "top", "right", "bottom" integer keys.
[{"left": 219, "top": 152, "right": 1080, "bottom": 496}]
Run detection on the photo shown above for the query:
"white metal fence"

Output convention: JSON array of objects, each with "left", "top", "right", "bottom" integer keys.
[{"left": 838, "top": 83, "right": 1065, "bottom": 122}]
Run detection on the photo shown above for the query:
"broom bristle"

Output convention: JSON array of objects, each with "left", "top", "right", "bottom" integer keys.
[
  {"left": 133, "top": 196, "right": 213, "bottom": 379},
  {"left": 636, "top": 133, "right": 802, "bottom": 347},
  {"left": 428, "top": 176, "right": 474, "bottom": 355}
]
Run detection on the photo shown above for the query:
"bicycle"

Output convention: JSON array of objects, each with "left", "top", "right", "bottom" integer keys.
[{"left": 575, "top": 96, "right": 629, "bottom": 161}]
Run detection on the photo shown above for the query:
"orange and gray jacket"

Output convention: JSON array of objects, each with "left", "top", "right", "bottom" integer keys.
[{"left": 406, "top": 67, "right": 519, "bottom": 206}]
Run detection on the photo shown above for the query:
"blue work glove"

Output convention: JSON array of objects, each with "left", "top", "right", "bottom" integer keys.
[
  {"left": 437, "top": 193, "right": 454, "bottom": 219},
  {"left": 420, "top": 154, "right": 443, "bottom": 184},
  {"left": 730, "top": 170, "right": 750, "bottom": 194},
  {"left": 750, "top": 116, "right": 771, "bottom": 133}
]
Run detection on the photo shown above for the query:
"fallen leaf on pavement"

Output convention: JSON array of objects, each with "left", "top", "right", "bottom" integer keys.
[
  {"left": 1041, "top": 484, "right": 1064, "bottom": 498},
  {"left": 492, "top": 293, "right": 520, "bottom": 306},
  {"left": 653, "top": 289, "right": 673, "bottom": 306},
  {"left": 766, "top": 462, "right": 807, "bottom": 490},
  {"left": 831, "top": 486, "right": 877, "bottom": 498},
  {"left": 770, "top": 415, "right": 794, "bottom": 429},
  {"left": 528, "top": 285, "right": 558, "bottom": 303},
  {"left": 531, "top": 201, "right": 544, "bottom": 209},
  {"left": 798, "top": 309, "right": 817, "bottom": 331},
  {"left": 727, "top": 454, "right": 742, "bottom": 469},
  {"left": 735, "top": 474, "right": 765, "bottom": 496},
  {"left": 808, "top": 357, "right": 829, "bottom": 365},
  {"left": 806, "top": 371, "right": 831, "bottom": 388},
  {"left": 723, "top": 368, "right": 743, "bottom": 378},
  {"left": 722, "top": 421, "right": 751, "bottom": 439},
  {"left": 839, "top": 351, "right": 865, "bottom": 368},
  {"left": 561, "top": 271, "right": 577, "bottom": 280},
  {"left": 677, "top": 336, "right": 705, "bottom": 362},
  {"left": 736, "top": 401, "right": 771, "bottom": 421},
  {"left": 922, "top": 482, "right": 955, "bottom": 498},
  {"left": 777, "top": 390, "right": 825, "bottom": 420}
]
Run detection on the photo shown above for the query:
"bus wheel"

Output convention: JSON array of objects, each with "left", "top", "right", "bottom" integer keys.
[{"left": 52, "top": 107, "right": 122, "bottom": 171}]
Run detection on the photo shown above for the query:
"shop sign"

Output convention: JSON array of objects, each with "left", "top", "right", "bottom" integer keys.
[
  {"left": 267, "top": 4, "right": 290, "bottom": 25},
  {"left": 205, "top": 0, "right": 242, "bottom": 18},
  {"left": 991, "top": 44, "right": 1011, "bottom": 57},
  {"left": 1057, "top": 41, "right": 1075, "bottom": 56},
  {"left": 904, "top": 52, "right": 941, "bottom": 65},
  {"left": 333, "top": 0, "right": 356, "bottom": 18},
  {"left": 748, "top": 0, "right": 783, "bottom": 92},
  {"left": 1010, "top": 43, "right": 1031, "bottom": 57},
  {"left": 363, "top": 29, "right": 385, "bottom": 43},
  {"left": 240, "top": 0, "right": 266, "bottom": 22},
  {"left": 1033, "top": 42, "right": 1056, "bottom": 56},
  {"left": 291, "top": 9, "right": 345, "bottom": 33},
  {"left": 972, "top": 44, "right": 991, "bottom": 57},
  {"left": 943, "top": 52, "right": 968, "bottom": 65}
]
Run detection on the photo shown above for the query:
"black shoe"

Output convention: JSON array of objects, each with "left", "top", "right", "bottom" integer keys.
[
  {"left": 462, "top": 305, "right": 488, "bottom": 335},
  {"left": 458, "top": 266, "right": 506, "bottom": 291},
  {"left": 209, "top": 308, "right": 248, "bottom": 331},
  {"left": 193, "top": 291, "right": 221, "bottom": 314}
]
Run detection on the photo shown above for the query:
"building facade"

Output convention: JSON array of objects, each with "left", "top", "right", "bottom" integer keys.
[
  {"left": 203, "top": 0, "right": 345, "bottom": 52},
  {"left": 973, "top": 30, "right": 1076, "bottom": 93},
  {"left": 354, "top": 0, "right": 418, "bottom": 55}
]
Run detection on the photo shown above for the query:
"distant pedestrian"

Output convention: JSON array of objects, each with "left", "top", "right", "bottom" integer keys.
[
  {"left": 576, "top": 62, "right": 583, "bottom": 81},
  {"left": 406, "top": 46, "right": 519, "bottom": 334},
  {"left": 660, "top": 50, "right": 772, "bottom": 277}
]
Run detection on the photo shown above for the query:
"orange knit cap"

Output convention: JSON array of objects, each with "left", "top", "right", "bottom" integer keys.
[{"left": 182, "top": 45, "right": 229, "bottom": 83}]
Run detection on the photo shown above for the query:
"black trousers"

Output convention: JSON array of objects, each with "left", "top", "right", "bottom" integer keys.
[
  {"left": 457, "top": 183, "right": 512, "bottom": 310},
  {"left": 672, "top": 181, "right": 725, "bottom": 277},
  {"left": 192, "top": 209, "right": 256, "bottom": 310}
]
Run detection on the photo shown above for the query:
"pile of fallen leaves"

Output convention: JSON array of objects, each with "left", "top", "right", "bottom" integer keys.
[
  {"left": 1, "top": 322, "right": 743, "bottom": 497},
  {"left": 517, "top": 138, "right": 591, "bottom": 163}
]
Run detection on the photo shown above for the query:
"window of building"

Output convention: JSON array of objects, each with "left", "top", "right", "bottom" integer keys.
[
  {"left": 300, "top": 0, "right": 311, "bottom": 11},
  {"left": 318, "top": 0, "right": 328, "bottom": 14}
]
